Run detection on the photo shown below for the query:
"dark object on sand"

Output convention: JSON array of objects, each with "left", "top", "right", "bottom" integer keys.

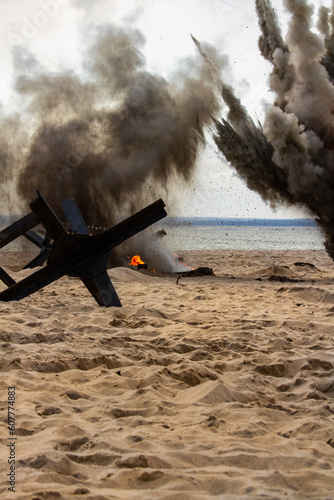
[
  {"left": 0, "top": 192, "right": 167, "bottom": 307},
  {"left": 293, "top": 262, "right": 318, "bottom": 270},
  {"left": 268, "top": 275, "right": 299, "bottom": 283},
  {"left": 177, "top": 267, "right": 215, "bottom": 277}
]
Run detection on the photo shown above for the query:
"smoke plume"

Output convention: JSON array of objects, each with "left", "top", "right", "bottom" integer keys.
[
  {"left": 3, "top": 25, "right": 223, "bottom": 228},
  {"left": 215, "top": 0, "right": 334, "bottom": 257}
]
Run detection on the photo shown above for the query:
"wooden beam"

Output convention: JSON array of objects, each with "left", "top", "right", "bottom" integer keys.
[
  {"left": 61, "top": 198, "right": 89, "bottom": 235},
  {"left": 0, "top": 267, "right": 16, "bottom": 287},
  {"left": 23, "top": 249, "right": 52, "bottom": 269},
  {"left": 81, "top": 272, "right": 122, "bottom": 307},
  {"left": 71, "top": 252, "right": 122, "bottom": 306},
  {"left": 0, "top": 213, "right": 39, "bottom": 249},
  {"left": 23, "top": 230, "right": 45, "bottom": 249},
  {"left": 94, "top": 199, "right": 167, "bottom": 255},
  {"left": 23, "top": 232, "right": 53, "bottom": 269},
  {"left": 29, "top": 193, "right": 67, "bottom": 240}
]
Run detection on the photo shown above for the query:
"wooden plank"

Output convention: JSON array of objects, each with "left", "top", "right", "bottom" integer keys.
[
  {"left": 0, "top": 199, "right": 167, "bottom": 303},
  {"left": 81, "top": 272, "right": 122, "bottom": 307},
  {"left": 29, "top": 193, "right": 67, "bottom": 240},
  {"left": 0, "top": 267, "right": 16, "bottom": 287},
  {"left": 23, "top": 230, "right": 45, "bottom": 249},
  {"left": 95, "top": 199, "right": 167, "bottom": 255},
  {"left": 61, "top": 198, "right": 89, "bottom": 235},
  {"left": 23, "top": 249, "right": 52, "bottom": 269},
  {"left": 23, "top": 232, "right": 53, "bottom": 268},
  {"left": 0, "top": 213, "right": 39, "bottom": 249},
  {"left": 0, "top": 254, "right": 75, "bottom": 301},
  {"left": 69, "top": 252, "right": 110, "bottom": 278}
]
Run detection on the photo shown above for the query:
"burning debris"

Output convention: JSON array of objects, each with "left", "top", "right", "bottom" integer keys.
[
  {"left": 214, "top": 0, "right": 334, "bottom": 259},
  {"left": 126, "top": 252, "right": 195, "bottom": 274},
  {"left": 128, "top": 255, "right": 147, "bottom": 270}
]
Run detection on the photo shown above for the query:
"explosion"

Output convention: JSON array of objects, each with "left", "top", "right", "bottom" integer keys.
[
  {"left": 0, "top": 22, "right": 226, "bottom": 270},
  {"left": 214, "top": 0, "right": 334, "bottom": 258},
  {"left": 4, "top": 26, "right": 223, "bottom": 228}
]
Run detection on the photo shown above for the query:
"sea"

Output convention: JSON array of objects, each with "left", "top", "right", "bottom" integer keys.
[
  {"left": 157, "top": 217, "right": 325, "bottom": 251},
  {"left": 0, "top": 215, "right": 325, "bottom": 252}
]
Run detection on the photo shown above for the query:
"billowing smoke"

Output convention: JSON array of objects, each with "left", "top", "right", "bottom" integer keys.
[
  {"left": 0, "top": 23, "right": 225, "bottom": 269},
  {"left": 8, "top": 25, "right": 222, "bottom": 228},
  {"left": 215, "top": 0, "right": 334, "bottom": 257}
]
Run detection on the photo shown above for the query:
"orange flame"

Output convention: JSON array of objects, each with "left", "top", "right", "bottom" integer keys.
[
  {"left": 177, "top": 256, "right": 194, "bottom": 270},
  {"left": 129, "top": 255, "right": 145, "bottom": 267}
]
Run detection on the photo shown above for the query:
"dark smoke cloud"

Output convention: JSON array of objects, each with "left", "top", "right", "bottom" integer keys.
[
  {"left": 6, "top": 24, "right": 222, "bottom": 228},
  {"left": 215, "top": 0, "right": 334, "bottom": 258}
]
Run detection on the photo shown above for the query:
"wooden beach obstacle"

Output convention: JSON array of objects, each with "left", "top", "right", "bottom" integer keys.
[{"left": 0, "top": 192, "right": 167, "bottom": 307}]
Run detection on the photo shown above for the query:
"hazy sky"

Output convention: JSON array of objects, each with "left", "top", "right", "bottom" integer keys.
[{"left": 0, "top": 0, "right": 331, "bottom": 218}]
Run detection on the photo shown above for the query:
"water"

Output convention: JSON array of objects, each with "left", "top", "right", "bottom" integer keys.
[
  {"left": 159, "top": 224, "right": 325, "bottom": 251},
  {"left": 0, "top": 215, "right": 325, "bottom": 252}
]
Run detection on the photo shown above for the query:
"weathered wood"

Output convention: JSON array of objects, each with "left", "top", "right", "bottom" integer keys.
[
  {"left": 23, "top": 232, "right": 53, "bottom": 269},
  {"left": 0, "top": 213, "right": 39, "bottom": 249},
  {"left": 69, "top": 252, "right": 120, "bottom": 306},
  {"left": 61, "top": 198, "right": 89, "bottom": 235},
  {"left": 69, "top": 252, "right": 110, "bottom": 278},
  {"left": 23, "top": 248, "right": 52, "bottom": 269},
  {"left": 23, "top": 230, "right": 45, "bottom": 249},
  {"left": 81, "top": 272, "right": 122, "bottom": 307},
  {"left": 0, "top": 198, "right": 167, "bottom": 303},
  {"left": 0, "top": 267, "right": 16, "bottom": 287},
  {"left": 95, "top": 199, "right": 167, "bottom": 254},
  {"left": 29, "top": 194, "right": 67, "bottom": 240}
]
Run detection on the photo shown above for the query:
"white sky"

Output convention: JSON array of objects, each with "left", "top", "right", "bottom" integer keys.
[{"left": 0, "top": 0, "right": 331, "bottom": 218}]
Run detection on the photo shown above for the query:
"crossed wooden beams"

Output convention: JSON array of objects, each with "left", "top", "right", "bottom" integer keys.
[{"left": 0, "top": 193, "right": 167, "bottom": 307}]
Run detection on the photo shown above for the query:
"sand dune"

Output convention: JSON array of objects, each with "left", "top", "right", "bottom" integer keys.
[{"left": 0, "top": 250, "right": 334, "bottom": 499}]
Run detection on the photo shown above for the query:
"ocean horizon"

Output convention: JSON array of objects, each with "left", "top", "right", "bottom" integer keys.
[
  {"left": 160, "top": 217, "right": 317, "bottom": 227},
  {"left": 1, "top": 214, "right": 318, "bottom": 230},
  {"left": 157, "top": 218, "right": 324, "bottom": 251},
  {"left": 1, "top": 214, "right": 323, "bottom": 252}
]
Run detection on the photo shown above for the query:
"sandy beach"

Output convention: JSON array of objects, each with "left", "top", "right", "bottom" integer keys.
[{"left": 1, "top": 249, "right": 334, "bottom": 499}]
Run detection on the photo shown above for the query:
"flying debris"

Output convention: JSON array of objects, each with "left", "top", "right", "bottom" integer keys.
[{"left": 214, "top": 0, "right": 334, "bottom": 258}]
